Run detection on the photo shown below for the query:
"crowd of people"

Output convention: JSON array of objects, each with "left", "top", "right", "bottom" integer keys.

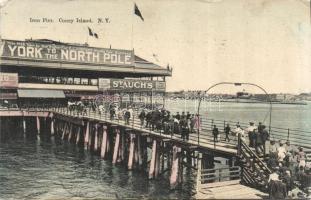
[
  {"left": 210, "top": 121, "right": 270, "bottom": 150},
  {"left": 138, "top": 109, "right": 202, "bottom": 141},
  {"left": 109, "top": 105, "right": 202, "bottom": 141},
  {"left": 266, "top": 140, "right": 311, "bottom": 199}
]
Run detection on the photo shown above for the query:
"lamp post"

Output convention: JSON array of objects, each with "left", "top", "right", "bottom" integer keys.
[{"left": 196, "top": 82, "right": 272, "bottom": 145}]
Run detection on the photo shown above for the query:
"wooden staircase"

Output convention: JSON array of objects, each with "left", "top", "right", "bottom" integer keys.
[{"left": 237, "top": 135, "right": 272, "bottom": 191}]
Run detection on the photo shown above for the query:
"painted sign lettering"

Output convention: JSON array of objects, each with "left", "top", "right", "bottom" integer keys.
[
  {"left": 98, "top": 78, "right": 166, "bottom": 91},
  {"left": 1, "top": 40, "right": 134, "bottom": 66}
]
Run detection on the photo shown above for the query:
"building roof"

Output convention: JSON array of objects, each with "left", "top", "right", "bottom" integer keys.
[{"left": 0, "top": 39, "right": 172, "bottom": 77}]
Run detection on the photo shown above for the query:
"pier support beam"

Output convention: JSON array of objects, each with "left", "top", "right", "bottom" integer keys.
[
  {"left": 128, "top": 133, "right": 135, "bottom": 170},
  {"left": 195, "top": 153, "right": 202, "bottom": 195},
  {"left": 155, "top": 142, "right": 162, "bottom": 177},
  {"left": 149, "top": 139, "right": 157, "bottom": 179},
  {"left": 119, "top": 130, "right": 125, "bottom": 162},
  {"left": 101, "top": 125, "right": 108, "bottom": 159},
  {"left": 142, "top": 136, "right": 148, "bottom": 170},
  {"left": 36, "top": 116, "right": 40, "bottom": 134},
  {"left": 84, "top": 121, "right": 90, "bottom": 149},
  {"left": 112, "top": 129, "right": 121, "bottom": 164},
  {"left": 62, "top": 122, "right": 67, "bottom": 140},
  {"left": 137, "top": 135, "right": 143, "bottom": 168},
  {"left": 22, "top": 117, "right": 26, "bottom": 134},
  {"left": 76, "top": 126, "right": 81, "bottom": 145},
  {"left": 68, "top": 123, "right": 73, "bottom": 142},
  {"left": 50, "top": 118, "right": 54, "bottom": 135},
  {"left": 170, "top": 145, "right": 181, "bottom": 189},
  {"left": 94, "top": 124, "right": 98, "bottom": 152}
]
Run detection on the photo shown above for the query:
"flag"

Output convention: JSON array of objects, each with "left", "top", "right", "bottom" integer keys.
[
  {"left": 88, "top": 27, "right": 93, "bottom": 36},
  {"left": 88, "top": 27, "right": 99, "bottom": 39},
  {"left": 134, "top": 3, "right": 144, "bottom": 21}
]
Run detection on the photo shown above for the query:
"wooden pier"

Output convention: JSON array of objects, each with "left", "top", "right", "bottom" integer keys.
[{"left": 2, "top": 107, "right": 310, "bottom": 199}]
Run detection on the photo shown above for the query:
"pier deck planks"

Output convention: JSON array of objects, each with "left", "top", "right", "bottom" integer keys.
[{"left": 197, "top": 181, "right": 268, "bottom": 199}]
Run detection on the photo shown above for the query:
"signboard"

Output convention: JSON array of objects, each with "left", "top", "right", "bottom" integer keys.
[
  {"left": 0, "top": 73, "right": 18, "bottom": 88},
  {"left": 98, "top": 78, "right": 166, "bottom": 91},
  {"left": 0, "top": 40, "right": 134, "bottom": 66}
]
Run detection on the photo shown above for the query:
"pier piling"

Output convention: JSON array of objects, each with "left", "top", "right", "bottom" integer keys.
[
  {"left": 101, "top": 125, "right": 108, "bottom": 159},
  {"left": 128, "top": 133, "right": 135, "bottom": 170},
  {"left": 84, "top": 121, "right": 90, "bottom": 149},
  {"left": 94, "top": 124, "right": 98, "bottom": 152},
  {"left": 112, "top": 129, "right": 120, "bottom": 164},
  {"left": 149, "top": 139, "right": 157, "bottom": 179},
  {"left": 50, "top": 118, "right": 54, "bottom": 135},
  {"left": 170, "top": 145, "right": 181, "bottom": 189},
  {"left": 36, "top": 116, "right": 40, "bottom": 134}
]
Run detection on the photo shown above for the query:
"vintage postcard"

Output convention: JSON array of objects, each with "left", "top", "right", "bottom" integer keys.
[{"left": 0, "top": 0, "right": 310, "bottom": 199}]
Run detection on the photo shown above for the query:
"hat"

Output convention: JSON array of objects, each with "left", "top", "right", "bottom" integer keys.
[{"left": 250, "top": 122, "right": 254, "bottom": 125}]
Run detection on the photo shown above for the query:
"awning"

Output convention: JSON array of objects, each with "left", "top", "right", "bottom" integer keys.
[
  {"left": 0, "top": 93, "right": 17, "bottom": 99},
  {"left": 17, "top": 89, "right": 65, "bottom": 98}
]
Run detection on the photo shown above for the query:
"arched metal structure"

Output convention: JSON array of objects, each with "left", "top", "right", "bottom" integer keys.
[{"left": 196, "top": 82, "right": 272, "bottom": 143}]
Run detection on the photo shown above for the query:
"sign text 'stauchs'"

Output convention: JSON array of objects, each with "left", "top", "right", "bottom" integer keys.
[
  {"left": 98, "top": 78, "right": 166, "bottom": 91},
  {"left": 0, "top": 40, "right": 134, "bottom": 66}
]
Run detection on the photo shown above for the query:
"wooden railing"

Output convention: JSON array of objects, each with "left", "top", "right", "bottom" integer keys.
[
  {"left": 2, "top": 105, "right": 310, "bottom": 151},
  {"left": 237, "top": 134, "right": 272, "bottom": 189},
  {"left": 200, "top": 166, "right": 241, "bottom": 183}
]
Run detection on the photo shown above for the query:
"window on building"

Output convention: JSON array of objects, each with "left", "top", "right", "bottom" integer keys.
[
  {"left": 61, "top": 77, "right": 67, "bottom": 84},
  {"left": 48, "top": 77, "right": 55, "bottom": 84},
  {"left": 55, "top": 77, "right": 61, "bottom": 84},
  {"left": 74, "top": 78, "right": 81, "bottom": 85},
  {"left": 90, "top": 79, "right": 98, "bottom": 86},
  {"left": 43, "top": 77, "right": 49, "bottom": 83},
  {"left": 81, "top": 78, "right": 88, "bottom": 85},
  {"left": 67, "top": 78, "right": 74, "bottom": 84}
]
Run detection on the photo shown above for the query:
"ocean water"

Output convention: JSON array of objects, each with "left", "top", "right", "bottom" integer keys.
[
  {"left": 165, "top": 99, "right": 311, "bottom": 131},
  {"left": 0, "top": 136, "right": 195, "bottom": 200}
]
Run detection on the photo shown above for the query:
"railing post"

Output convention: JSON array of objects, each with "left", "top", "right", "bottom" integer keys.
[
  {"left": 219, "top": 169, "right": 222, "bottom": 182},
  {"left": 197, "top": 130, "right": 200, "bottom": 145},
  {"left": 171, "top": 125, "right": 173, "bottom": 139},
  {"left": 196, "top": 153, "right": 202, "bottom": 196},
  {"left": 197, "top": 115, "right": 200, "bottom": 145},
  {"left": 237, "top": 133, "right": 241, "bottom": 156}
]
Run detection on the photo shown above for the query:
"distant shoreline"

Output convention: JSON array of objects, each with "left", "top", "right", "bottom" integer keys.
[{"left": 166, "top": 98, "right": 308, "bottom": 105}]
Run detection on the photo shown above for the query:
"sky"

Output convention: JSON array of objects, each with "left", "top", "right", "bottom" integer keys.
[{"left": 0, "top": 0, "right": 310, "bottom": 94}]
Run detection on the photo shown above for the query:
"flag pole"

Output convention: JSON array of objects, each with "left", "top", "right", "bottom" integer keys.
[
  {"left": 131, "top": 2, "right": 134, "bottom": 50},
  {"left": 86, "top": 26, "right": 89, "bottom": 45}
]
